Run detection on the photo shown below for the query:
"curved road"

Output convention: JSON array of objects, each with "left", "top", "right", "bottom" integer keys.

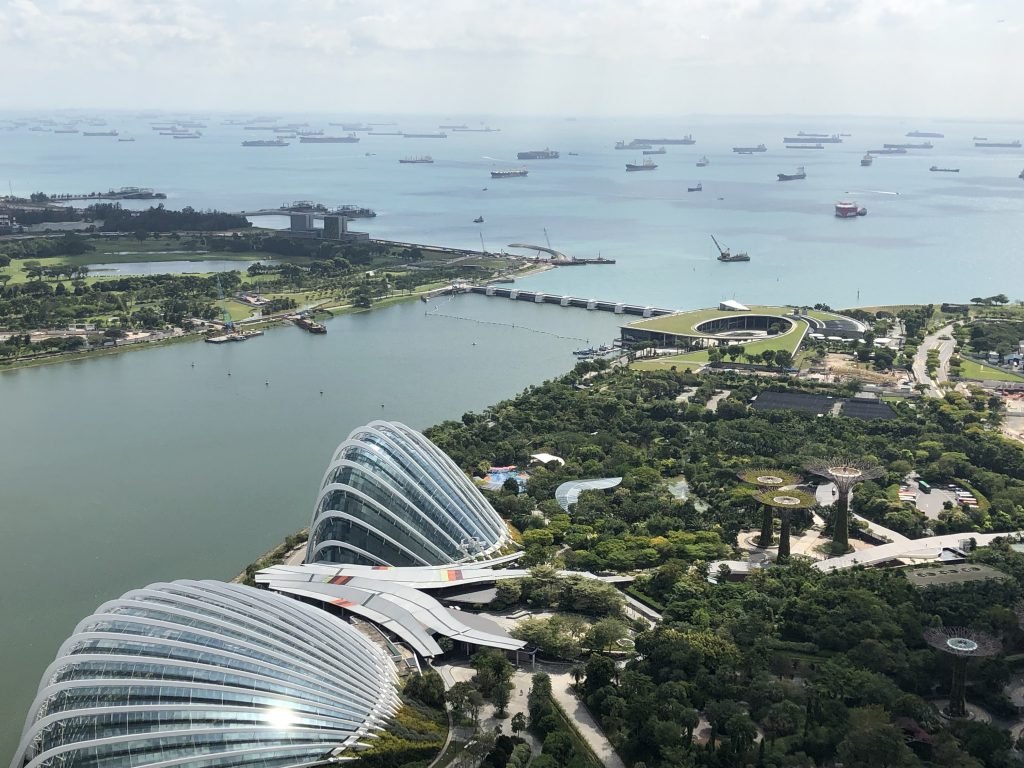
[{"left": 912, "top": 323, "right": 956, "bottom": 397}]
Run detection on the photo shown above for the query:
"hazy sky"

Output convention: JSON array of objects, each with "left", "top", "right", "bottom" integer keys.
[{"left": 1, "top": 0, "right": 1020, "bottom": 118}]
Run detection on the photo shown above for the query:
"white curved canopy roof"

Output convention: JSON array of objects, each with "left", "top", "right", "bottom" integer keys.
[{"left": 555, "top": 477, "right": 623, "bottom": 511}]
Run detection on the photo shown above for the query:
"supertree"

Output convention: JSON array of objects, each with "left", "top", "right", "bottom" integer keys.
[
  {"left": 804, "top": 458, "right": 884, "bottom": 554},
  {"left": 737, "top": 469, "right": 801, "bottom": 548},
  {"left": 754, "top": 488, "right": 817, "bottom": 563},
  {"left": 923, "top": 626, "right": 1001, "bottom": 718}
]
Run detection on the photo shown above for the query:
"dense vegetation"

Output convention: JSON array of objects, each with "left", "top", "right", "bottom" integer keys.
[
  {"left": 421, "top": 364, "right": 1024, "bottom": 767},
  {"left": 84, "top": 203, "right": 251, "bottom": 232}
]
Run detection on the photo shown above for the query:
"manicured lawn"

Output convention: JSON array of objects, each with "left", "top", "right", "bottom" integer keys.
[
  {"left": 214, "top": 299, "right": 256, "bottom": 322},
  {"left": 957, "top": 359, "right": 1024, "bottom": 383},
  {"left": 631, "top": 332, "right": 805, "bottom": 371}
]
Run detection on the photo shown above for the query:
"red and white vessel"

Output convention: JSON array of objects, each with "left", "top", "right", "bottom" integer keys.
[{"left": 835, "top": 201, "right": 867, "bottom": 218}]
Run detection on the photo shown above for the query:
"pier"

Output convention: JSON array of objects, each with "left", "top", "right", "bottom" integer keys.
[
  {"left": 46, "top": 187, "right": 166, "bottom": 202},
  {"left": 467, "top": 285, "right": 674, "bottom": 317}
]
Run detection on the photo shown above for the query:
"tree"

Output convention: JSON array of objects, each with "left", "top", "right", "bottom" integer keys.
[
  {"left": 493, "top": 680, "right": 514, "bottom": 718},
  {"left": 404, "top": 669, "right": 445, "bottom": 708},
  {"left": 835, "top": 707, "right": 917, "bottom": 768},
  {"left": 510, "top": 712, "right": 527, "bottom": 737},
  {"left": 773, "top": 349, "right": 794, "bottom": 369}
]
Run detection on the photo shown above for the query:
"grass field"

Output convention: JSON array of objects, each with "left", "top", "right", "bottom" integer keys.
[
  {"left": 632, "top": 332, "right": 804, "bottom": 370},
  {"left": 957, "top": 359, "right": 1024, "bottom": 383},
  {"left": 627, "top": 305, "right": 846, "bottom": 338}
]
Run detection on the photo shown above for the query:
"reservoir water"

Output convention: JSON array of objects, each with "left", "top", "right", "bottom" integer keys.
[{"left": 0, "top": 297, "right": 621, "bottom": 755}]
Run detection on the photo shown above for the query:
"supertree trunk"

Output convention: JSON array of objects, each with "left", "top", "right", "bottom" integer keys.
[
  {"left": 777, "top": 510, "right": 792, "bottom": 563},
  {"left": 832, "top": 489, "right": 850, "bottom": 553},
  {"left": 759, "top": 506, "right": 774, "bottom": 547},
  {"left": 949, "top": 657, "right": 968, "bottom": 718}
]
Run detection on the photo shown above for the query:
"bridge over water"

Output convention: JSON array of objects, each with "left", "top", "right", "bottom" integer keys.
[{"left": 467, "top": 285, "right": 676, "bottom": 317}]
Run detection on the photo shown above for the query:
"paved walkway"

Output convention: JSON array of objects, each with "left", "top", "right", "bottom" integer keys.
[
  {"left": 912, "top": 323, "right": 955, "bottom": 397},
  {"left": 547, "top": 672, "right": 626, "bottom": 768}
]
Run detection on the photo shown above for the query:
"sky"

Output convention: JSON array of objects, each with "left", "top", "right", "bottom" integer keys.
[{"left": 0, "top": 0, "right": 1021, "bottom": 118}]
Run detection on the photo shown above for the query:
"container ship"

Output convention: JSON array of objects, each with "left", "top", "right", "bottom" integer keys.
[
  {"left": 491, "top": 168, "right": 528, "bottom": 178},
  {"left": 632, "top": 135, "right": 695, "bottom": 145},
  {"left": 835, "top": 201, "right": 867, "bottom": 218},
  {"left": 883, "top": 142, "right": 933, "bottom": 149},
  {"left": 404, "top": 132, "right": 447, "bottom": 139},
  {"left": 777, "top": 167, "right": 806, "bottom": 181},
  {"left": 399, "top": 156, "right": 434, "bottom": 164},
  {"left": 242, "top": 139, "right": 289, "bottom": 147},
  {"left": 517, "top": 148, "right": 559, "bottom": 160},
  {"left": 930, "top": 166, "right": 960, "bottom": 173},
  {"left": 299, "top": 134, "right": 360, "bottom": 143},
  {"left": 907, "top": 131, "right": 944, "bottom": 138},
  {"left": 626, "top": 158, "right": 658, "bottom": 171},
  {"left": 733, "top": 144, "right": 767, "bottom": 153},
  {"left": 783, "top": 134, "right": 841, "bottom": 143},
  {"left": 975, "top": 140, "right": 1021, "bottom": 148}
]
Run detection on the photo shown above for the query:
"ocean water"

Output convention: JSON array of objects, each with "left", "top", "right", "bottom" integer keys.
[{"left": 3, "top": 112, "right": 1023, "bottom": 309}]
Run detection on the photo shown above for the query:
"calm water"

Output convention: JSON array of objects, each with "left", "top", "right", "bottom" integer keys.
[
  {"left": 0, "top": 297, "right": 621, "bottom": 755},
  {"left": 2, "top": 112, "right": 1024, "bottom": 757}
]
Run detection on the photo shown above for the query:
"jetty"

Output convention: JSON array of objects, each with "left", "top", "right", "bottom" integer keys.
[
  {"left": 507, "top": 243, "right": 616, "bottom": 265},
  {"left": 47, "top": 187, "right": 167, "bottom": 201},
  {"left": 467, "top": 285, "right": 673, "bottom": 317}
]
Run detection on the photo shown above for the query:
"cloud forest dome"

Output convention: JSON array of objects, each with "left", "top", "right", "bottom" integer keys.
[
  {"left": 307, "top": 420, "right": 510, "bottom": 566},
  {"left": 12, "top": 580, "right": 400, "bottom": 768}
]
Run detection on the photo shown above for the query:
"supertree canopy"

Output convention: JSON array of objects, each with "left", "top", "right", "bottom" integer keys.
[
  {"left": 923, "top": 626, "right": 1001, "bottom": 718},
  {"left": 804, "top": 457, "right": 884, "bottom": 554},
  {"left": 753, "top": 488, "right": 817, "bottom": 563},
  {"left": 737, "top": 468, "right": 803, "bottom": 552}
]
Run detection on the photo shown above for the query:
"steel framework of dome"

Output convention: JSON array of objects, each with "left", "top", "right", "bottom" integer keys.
[
  {"left": 805, "top": 457, "right": 884, "bottom": 553},
  {"left": 307, "top": 421, "right": 510, "bottom": 567},
  {"left": 11, "top": 580, "right": 401, "bottom": 768},
  {"left": 923, "top": 626, "right": 1001, "bottom": 718}
]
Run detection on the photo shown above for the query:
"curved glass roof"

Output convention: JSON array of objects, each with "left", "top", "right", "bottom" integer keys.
[
  {"left": 12, "top": 581, "right": 400, "bottom": 768},
  {"left": 555, "top": 477, "right": 623, "bottom": 511},
  {"left": 307, "top": 421, "right": 510, "bottom": 566}
]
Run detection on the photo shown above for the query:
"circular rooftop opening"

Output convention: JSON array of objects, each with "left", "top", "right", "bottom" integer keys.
[{"left": 693, "top": 314, "right": 795, "bottom": 339}]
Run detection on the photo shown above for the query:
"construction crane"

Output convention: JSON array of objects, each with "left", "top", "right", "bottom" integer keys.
[{"left": 710, "top": 234, "right": 750, "bottom": 262}]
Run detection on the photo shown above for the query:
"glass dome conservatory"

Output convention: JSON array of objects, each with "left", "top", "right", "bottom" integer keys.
[
  {"left": 12, "top": 580, "right": 400, "bottom": 768},
  {"left": 306, "top": 421, "right": 510, "bottom": 566}
]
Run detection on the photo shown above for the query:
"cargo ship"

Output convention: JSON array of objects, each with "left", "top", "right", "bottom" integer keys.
[
  {"left": 883, "top": 142, "right": 933, "bottom": 149},
  {"left": 696, "top": 156, "right": 709, "bottom": 167},
  {"left": 452, "top": 126, "right": 500, "bottom": 132},
  {"left": 786, "top": 144, "right": 824, "bottom": 150},
  {"left": 295, "top": 316, "right": 327, "bottom": 334},
  {"left": 632, "top": 135, "right": 695, "bottom": 145},
  {"left": 491, "top": 168, "right": 528, "bottom": 178},
  {"left": 930, "top": 166, "right": 960, "bottom": 173},
  {"left": 242, "top": 139, "right": 288, "bottom": 147},
  {"left": 796, "top": 131, "right": 831, "bottom": 138},
  {"left": 777, "top": 166, "right": 806, "bottom": 181},
  {"left": 783, "top": 134, "right": 841, "bottom": 143},
  {"left": 83, "top": 130, "right": 118, "bottom": 137},
  {"left": 404, "top": 132, "right": 447, "bottom": 138},
  {"left": 399, "top": 156, "right": 433, "bottom": 164},
  {"left": 517, "top": 148, "right": 559, "bottom": 160},
  {"left": 907, "top": 131, "right": 944, "bottom": 138},
  {"left": 626, "top": 158, "right": 658, "bottom": 171},
  {"left": 711, "top": 235, "right": 749, "bottom": 262},
  {"left": 688, "top": 183, "right": 702, "bottom": 192},
  {"left": 733, "top": 144, "right": 767, "bottom": 153},
  {"left": 835, "top": 201, "right": 867, "bottom": 218},
  {"left": 615, "top": 140, "right": 652, "bottom": 150},
  {"left": 868, "top": 148, "right": 907, "bottom": 155},
  {"left": 643, "top": 147, "right": 666, "bottom": 155},
  {"left": 860, "top": 153, "right": 873, "bottom": 166},
  {"left": 439, "top": 124, "right": 468, "bottom": 130},
  {"left": 975, "top": 139, "right": 1021, "bottom": 148},
  {"left": 367, "top": 131, "right": 404, "bottom": 136},
  {"left": 173, "top": 132, "right": 202, "bottom": 139},
  {"left": 299, "top": 134, "right": 360, "bottom": 143}
]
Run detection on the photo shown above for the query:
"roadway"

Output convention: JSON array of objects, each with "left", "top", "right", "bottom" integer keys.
[{"left": 912, "top": 323, "right": 956, "bottom": 397}]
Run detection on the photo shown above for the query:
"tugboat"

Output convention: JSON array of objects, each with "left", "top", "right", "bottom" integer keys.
[
  {"left": 777, "top": 166, "right": 806, "bottom": 181},
  {"left": 860, "top": 153, "right": 873, "bottom": 166},
  {"left": 835, "top": 201, "right": 867, "bottom": 218},
  {"left": 473, "top": 216, "right": 484, "bottom": 223},
  {"left": 930, "top": 166, "right": 960, "bottom": 173},
  {"left": 696, "top": 155, "right": 709, "bottom": 167},
  {"left": 688, "top": 182, "right": 702, "bottom": 192},
  {"left": 626, "top": 158, "right": 658, "bottom": 172},
  {"left": 711, "top": 234, "right": 750, "bottom": 262}
]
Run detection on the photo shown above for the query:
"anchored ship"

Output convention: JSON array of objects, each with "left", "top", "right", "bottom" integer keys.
[
  {"left": 242, "top": 139, "right": 288, "bottom": 147},
  {"left": 399, "top": 156, "right": 434, "bottom": 164},
  {"left": 786, "top": 143, "right": 824, "bottom": 150},
  {"left": 861, "top": 153, "right": 873, "bottom": 166},
  {"left": 517, "top": 148, "right": 559, "bottom": 160},
  {"left": 883, "top": 142, "right": 933, "bottom": 149},
  {"left": 868, "top": 148, "right": 907, "bottom": 155},
  {"left": 491, "top": 168, "right": 528, "bottom": 178},
  {"left": 632, "top": 134, "right": 695, "bottom": 145},
  {"left": 643, "top": 147, "right": 667, "bottom": 155},
  {"left": 615, "top": 140, "right": 652, "bottom": 150},
  {"left": 733, "top": 144, "right": 767, "bottom": 154},
  {"left": 83, "top": 130, "right": 118, "bottom": 137},
  {"left": 295, "top": 316, "right": 327, "bottom": 334},
  {"left": 688, "top": 183, "right": 702, "bottom": 192},
  {"left": 711, "top": 235, "right": 749, "bottom": 262},
  {"left": 696, "top": 156, "right": 709, "bottom": 167},
  {"left": 783, "top": 134, "right": 841, "bottom": 143},
  {"left": 835, "top": 201, "right": 867, "bottom": 218},
  {"left": 975, "top": 139, "right": 1021, "bottom": 148},
  {"left": 907, "top": 131, "right": 944, "bottom": 138},
  {"left": 404, "top": 132, "right": 447, "bottom": 139},
  {"left": 930, "top": 166, "right": 960, "bottom": 173},
  {"left": 626, "top": 158, "right": 658, "bottom": 171},
  {"left": 299, "top": 134, "right": 360, "bottom": 143},
  {"left": 777, "top": 167, "right": 806, "bottom": 181}
]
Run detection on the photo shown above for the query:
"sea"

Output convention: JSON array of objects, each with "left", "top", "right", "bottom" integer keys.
[{"left": 1, "top": 112, "right": 1023, "bottom": 757}]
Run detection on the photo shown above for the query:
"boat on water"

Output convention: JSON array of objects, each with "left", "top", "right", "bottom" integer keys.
[
  {"left": 294, "top": 316, "right": 327, "bottom": 334},
  {"left": 205, "top": 330, "right": 264, "bottom": 344},
  {"left": 696, "top": 156, "right": 709, "bottom": 167},
  {"left": 367, "top": 131, "right": 404, "bottom": 136},
  {"left": 517, "top": 148, "right": 559, "bottom": 160},
  {"left": 643, "top": 147, "right": 667, "bottom": 155},
  {"left": 452, "top": 126, "right": 500, "bottom": 132},
  {"left": 860, "top": 153, "right": 873, "bottom": 166},
  {"left": 784, "top": 134, "right": 841, "bottom": 143},
  {"left": 615, "top": 140, "right": 652, "bottom": 150},
  {"left": 242, "top": 139, "right": 288, "bottom": 147},
  {"left": 868, "top": 148, "right": 907, "bottom": 155},
  {"left": 83, "top": 130, "right": 118, "bottom": 137},
  {"left": 711, "top": 234, "right": 749, "bottom": 262},
  {"left": 299, "top": 134, "right": 360, "bottom": 143},
  {"left": 173, "top": 133, "right": 202, "bottom": 139},
  {"left": 54, "top": 128, "right": 79, "bottom": 134},
  {"left": 1019, "top": 169, "right": 1024, "bottom": 180},
  {"left": 777, "top": 166, "right": 806, "bottom": 181},
  {"left": 975, "top": 139, "right": 1021, "bottom": 148},
  {"left": 473, "top": 216, "right": 484, "bottom": 223},
  {"left": 567, "top": 152, "right": 579, "bottom": 156},
  {"left": 835, "top": 201, "right": 867, "bottom": 218},
  {"left": 796, "top": 131, "right": 831, "bottom": 138},
  {"left": 399, "top": 156, "right": 433, "bottom": 164},
  {"left": 626, "top": 158, "right": 658, "bottom": 171},
  {"left": 884, "top": 142, "right": 933, "bottom": 149},
  {"left": 930, "top": 166, "right": 960, "bottom": 173},
  {"left": 907, "top": 131, "right": 944, "bottom": 138},
  {"left": 632, "top": 135, "right": 695, "bottom": 145},
  {"left": 733, "top": 144, "right": 767, "bottom": 153},
  {"left": 491, "top": 168, "right": 528, "bottom": 178},
  {"left": 786, "top": 144, "right": 824, "bottom": 149},
  {"left": 439, "top": 124, "right": 468, "bottom": 130},
  {"left": 688, "top": 183, "right": 702, "bottom": 192},
  {"left": 404, "top": 132, "right": 447, "bottom": 139}
]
